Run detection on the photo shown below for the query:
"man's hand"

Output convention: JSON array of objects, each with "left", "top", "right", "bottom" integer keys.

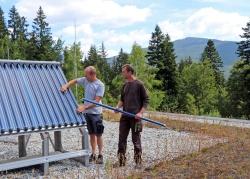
[
  {"left": 114, "top": 106, "right": 120, "bottom": 113},
  {"left": 114, "top": 101, "right": 123, "bottom": 113},
  {"left": 135, "top": 112, "right": 143, "bottom": 121},
  {"left": 60, "top": 79, "right": 77, "bottom": 93},
  {"left": 60, "top": 84, "right": 68, "bottom": 93},
  {"left": 76, "top": 104, "right": 87, "bottom": 113}
]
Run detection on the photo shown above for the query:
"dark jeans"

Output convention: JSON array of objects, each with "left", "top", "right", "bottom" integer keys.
[{"left": 117, "top": 116, "right": 142, "bottom": 164}]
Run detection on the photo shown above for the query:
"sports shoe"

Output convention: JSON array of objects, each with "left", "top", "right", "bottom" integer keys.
[
  {"left": 96, "top": 154, "right": 104, "bottom": 164},
  {"left": 112, "top": 161, "right": 126, "bottom": 168},
  {"left": 112, "top": 154, "right": 126, "bottom": 168},
  {"left": 135, "top": 155, "right": 142, "bottom": 169},
  {"left": 89, "top": 154, "right": 96, "bottom": 163},
  {"left": 135, "top": 162, "right": 142, "bottom": 169}
]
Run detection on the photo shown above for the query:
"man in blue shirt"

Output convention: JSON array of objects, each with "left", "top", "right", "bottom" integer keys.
[{"left": 60, "top": 66, "right": 105, "bottom": 164}]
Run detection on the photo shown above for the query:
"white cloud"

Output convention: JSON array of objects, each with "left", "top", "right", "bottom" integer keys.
[
  {"left": 79, "top": 37, "right": 95, "bottom": 56},
  {"left": 56, "top": 25, "right": 150, "bottom": 57},
  {"left": 106, "top": 49, "right": 119, "bottom": 57},
  {"left": 61, "top": 24, "right": 93, "bottom": 37},
  {"left": 53, "top": 23, "right": 94, "bottom": 56},
  {"left": 16, "top": 0, "right": 151, "bottom": 27},
  {"left": 100, "top": 29, "right": 150, "bottom": 45},
  {"left": 94, "top": 29, "right": 150, "bottom": 56},
  {"left": 158, "top": 20, "right": 185, "bottom": 40},
  {"left": 16, "top": 0, "right": 152, "bottom": 56},
  {"left": 159, "top": 7, "right": 249, "bottom": 41}
]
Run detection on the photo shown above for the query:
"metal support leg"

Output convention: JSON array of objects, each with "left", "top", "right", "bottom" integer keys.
[
  {"left": 41, "top": 132, "right": 49, "bottom": 175},
  {"left": 54, "top": 131, "right": 63, "bottom": 152},
  {"left": 80, "top": 127, "right": 89, "bottom": 166},
  {"left": 18, "top": 135, "right": 27, "bottom": 157}
]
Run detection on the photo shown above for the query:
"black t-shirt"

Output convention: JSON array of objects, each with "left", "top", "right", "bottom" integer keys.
[{"left": 120, "top": 80, "right": 149, "bottom": 115}]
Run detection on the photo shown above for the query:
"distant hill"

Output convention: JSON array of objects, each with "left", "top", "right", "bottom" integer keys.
[
  {"left": 174, "top": 37, "right": 238, "bottom": 62},
  {"left": 108, "top": 37, "right": 239, "bottom": 77},
  {"left": 173, "top": 37, "right": 239, "bottom": 77}
]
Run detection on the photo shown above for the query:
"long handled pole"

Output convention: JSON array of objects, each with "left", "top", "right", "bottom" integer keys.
[{"left": 82, "top": 98, "right": 167, "bottom": 128}]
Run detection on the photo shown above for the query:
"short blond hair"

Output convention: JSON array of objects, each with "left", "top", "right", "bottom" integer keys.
[{"left": 85, "top": 66, "right": 96, "bottom": 74}]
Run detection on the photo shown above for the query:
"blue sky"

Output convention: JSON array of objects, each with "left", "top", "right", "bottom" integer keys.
[{"left": 0, "top": 0, "right": 249, "bottom": 57}]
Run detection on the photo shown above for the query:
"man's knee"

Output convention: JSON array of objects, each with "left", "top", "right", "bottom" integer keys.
[
  {"left": 96, "top": 135, "right": 103, "bottom": 140},
  {"left": 132, "top": 132, "right": 141, "bottom": 141},
  {"left": 132, "top": 134, "right": 141, "bottom": 149}
]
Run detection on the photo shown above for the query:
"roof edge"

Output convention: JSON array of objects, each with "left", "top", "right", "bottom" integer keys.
[{"left": 0, "top": 59, "right": 61, "bottom": 65}]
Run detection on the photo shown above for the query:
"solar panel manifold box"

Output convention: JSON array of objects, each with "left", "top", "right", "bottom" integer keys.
[{"left": 0, "top": 60, "right": 90, "bottom": 175}]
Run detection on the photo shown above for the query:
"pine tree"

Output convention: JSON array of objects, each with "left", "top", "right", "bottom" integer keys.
[
  {"left": 26, "top": 32, "right": 37, "bottom": 60},
  {"left": 158, "top": 34, "right": 179, "bottom": 111},
  {"left": 160, "top": 34, "right": 178, "bottom": 95},
  {"left": 201, "top": 39, "right": 224, "bottom": 86},
  {"left": 85, "top": 45, "right": 99, "bottom": 66},
  {"left": 107, "top": 48, "right": 129, "bottom": 103},
  {"left": 0, "top": 7, "right": 8, "bottom": 39},
  {"left": 0, "top": 35, "right": 9, "bottom": 59},
  {"left": 112, "top": 48, "right": 128, "bottom": 76},
  {"left": 83, "top": 44, "right": 114, "bottom": 104},
  {"left": 31, "top": 6, "right": 55, "bottom": 60},
  {"left": 14, "top": 16, "right": 29, "bottom": 59},
  {"left": 7, "top": 6, "right": 29, "bottom": 59},
  {"left": 8, "top": 6, "right": 20, "bottom": 41},
  {"left": 146, "top": 25, "right": 165, "bottom": 66},
  {"left": 8, "top": 6, "right": 28, "bottom": 41},
  {"left": 147, "top": 25, "right": 179, "bottom": 111},
  {"left": 18, "top": 16, "right": 28, "bottom": 40},
  {"left": 227, "top": 20, "right": 250, "bottom": 119},
  {"left": 237, "top": 20, "right": 250, "bottom": 62},
  {"left": 99, "top": 41, "right": 108, "bottom": 59},
  {"left": 0, "top": 7, "right": 9, "bottom": 59},
  {"left": 53, "top": 38, "right": 64, "bottom": 61},
  {"left": 97, "top": 42, "right": 111, "bottom": 84},
  {"left": 227, "top": 60, "right": 250, "bottom": 119},
  {"left": 180, "top": 61, "right": 219, "bottom": 115},
  {"left": 178, "top": 57, "right": 193, "bottom": 73},
  {"left": 85, "top": 45, "right": 108, "bottom": 81}
]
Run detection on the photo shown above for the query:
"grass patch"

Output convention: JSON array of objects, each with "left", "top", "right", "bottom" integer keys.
[{"left": 103, "top": 110, "right": 250, "bottom": 178}]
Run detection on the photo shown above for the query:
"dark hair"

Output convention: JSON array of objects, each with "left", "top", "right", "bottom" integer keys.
[{"left": 122, "top": 64, "right": 134, "bottom": 74}]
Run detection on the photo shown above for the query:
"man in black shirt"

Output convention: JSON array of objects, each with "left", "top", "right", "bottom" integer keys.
[{"left": 115, "top": 64, "right": 149, "bottom": 168}]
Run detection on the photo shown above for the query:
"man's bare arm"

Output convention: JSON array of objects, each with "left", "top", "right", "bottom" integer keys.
[
  {"left": 85, "top": 96, "right": 102, "bottom": 110},
  {"left": 138, "top": 107, "right": 146, "bottom": 114},
  {"left": 60, "top": 79, "right": 77, "bottom": 92},
  {"left": 113, "top": 101, "right": 123, "bottom": 113},
  {"left": 76, "top": 96, "right": 102, "bottom": 113}
]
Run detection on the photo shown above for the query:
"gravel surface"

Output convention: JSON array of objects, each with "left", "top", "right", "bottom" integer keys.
[{"left": 0, "top": 120, "right": 225, "bottom": 178}]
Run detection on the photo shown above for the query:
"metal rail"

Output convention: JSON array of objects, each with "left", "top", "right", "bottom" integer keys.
[{"left": 144, "top": 111, "right": 250, "bottom": 128}]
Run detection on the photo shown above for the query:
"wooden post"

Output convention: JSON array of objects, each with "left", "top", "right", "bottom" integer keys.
[
  {"left": 41, "top": 132, "right": 49, "bottom": 175},
  {"left": 54, "top": 131, "right": 63, "bottom": 152},
  {"left": 18, "top": 135, "right": 27, "bottom": 157}
]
